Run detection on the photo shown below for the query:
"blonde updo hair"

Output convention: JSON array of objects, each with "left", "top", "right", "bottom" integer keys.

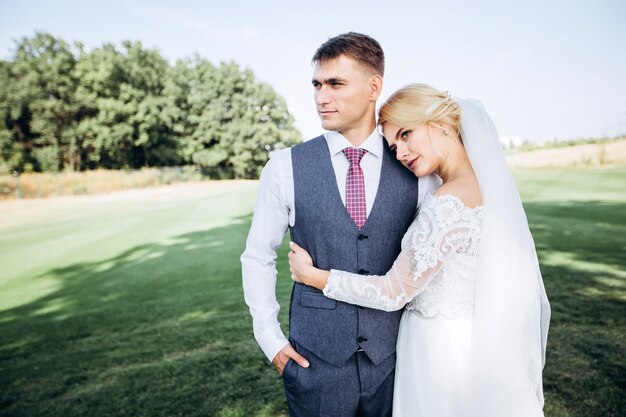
[{"left": 378, "top": 83, "right": 462, "bottom": 139}]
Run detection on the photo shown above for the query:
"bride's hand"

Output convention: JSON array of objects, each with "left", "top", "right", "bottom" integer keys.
[{"left": 288, "top": 242, "right": 314, "bottom": 284}]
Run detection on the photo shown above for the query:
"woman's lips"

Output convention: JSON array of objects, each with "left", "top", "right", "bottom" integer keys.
[{"left": 407, "top": 157, "right": 418, "bottom": 169}]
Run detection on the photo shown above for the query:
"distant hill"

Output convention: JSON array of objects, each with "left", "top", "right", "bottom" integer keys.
[{"left": 505, "top": 138, "right": 626, "bottom": 168}]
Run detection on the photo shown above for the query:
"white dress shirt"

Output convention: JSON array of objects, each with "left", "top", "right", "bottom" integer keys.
[{"left": 240, "top": 129, "right": 441, "bottom": 361}]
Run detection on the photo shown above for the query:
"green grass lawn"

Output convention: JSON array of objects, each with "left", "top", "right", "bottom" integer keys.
[{"left": 0, "top": 167, "right": 624, "bottom": 417}]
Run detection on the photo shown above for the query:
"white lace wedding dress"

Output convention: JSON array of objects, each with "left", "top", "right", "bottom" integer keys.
[{"left": 323, "top": 192, "right": 483, "bottom": 417}]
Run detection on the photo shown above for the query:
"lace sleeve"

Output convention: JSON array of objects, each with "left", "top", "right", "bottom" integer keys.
[{"left": 322, "top": 194, "right": 477, "bottom": 312}]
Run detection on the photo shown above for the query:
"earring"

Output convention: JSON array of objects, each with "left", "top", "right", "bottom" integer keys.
[{"left": 444, "top": 130, "right": 449, "bottom": 136}]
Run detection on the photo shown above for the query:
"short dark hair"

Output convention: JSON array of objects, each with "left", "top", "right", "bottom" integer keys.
[{"left": 312, "top": 32, "right": 385, "bottom": 76}]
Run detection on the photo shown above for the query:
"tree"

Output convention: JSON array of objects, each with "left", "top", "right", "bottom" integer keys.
[
  {"left": 74, "top": 41, "right": 179, "bottom": 170},
  {"left": 168, "top": 59, "right": 300, "bottom": 178},
  {"left": 0, "top": 60, "right": 14, "bottom": 173},
  {"left": 0, "top": 33, "right": 80, "bottom": 172},
  {"left": 0, "top": 32, "right": 301, "bottom": 177}
]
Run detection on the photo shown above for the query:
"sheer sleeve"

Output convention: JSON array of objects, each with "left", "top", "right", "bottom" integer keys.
[{"left": 322, "top": 194, "right": 477, "bottom": 312}]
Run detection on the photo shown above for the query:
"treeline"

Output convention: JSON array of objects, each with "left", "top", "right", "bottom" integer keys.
[{"left": 0, "top": 33, "right": 301, "bottom": 178}]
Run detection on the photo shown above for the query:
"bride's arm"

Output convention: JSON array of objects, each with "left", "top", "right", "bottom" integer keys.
[
  {"left": 288, "top": 197, "right": 474, "bottom": 312},
  {"left": 287, "top": 246, "right": 331, "bottom": 290}
]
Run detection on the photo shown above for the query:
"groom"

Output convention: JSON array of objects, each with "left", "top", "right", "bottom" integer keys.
[{"left": 242, "top": 33, "right": 424, "bottom": 416}]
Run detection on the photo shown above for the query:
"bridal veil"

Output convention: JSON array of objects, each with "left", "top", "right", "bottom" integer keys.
[{"left": 457, "top": 98, "right": 551, "bottom": 416}]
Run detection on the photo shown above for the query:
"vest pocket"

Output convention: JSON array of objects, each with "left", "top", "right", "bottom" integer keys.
[{"left": 301, "top": 290, "right": 337, "bottom": 310}]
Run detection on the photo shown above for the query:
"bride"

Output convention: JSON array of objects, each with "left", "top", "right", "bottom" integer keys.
[{"left": 288, "top": 84, "right": 551, "bottom": 417}]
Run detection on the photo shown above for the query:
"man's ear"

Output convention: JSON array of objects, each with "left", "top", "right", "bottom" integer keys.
[{"left": 369, "top": 74, "right": 383, "bottom": 102}]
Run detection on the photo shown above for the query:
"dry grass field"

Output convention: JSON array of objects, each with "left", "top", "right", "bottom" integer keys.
[{"left": 506, "top": 139, "right": 626, "bottom": 168}]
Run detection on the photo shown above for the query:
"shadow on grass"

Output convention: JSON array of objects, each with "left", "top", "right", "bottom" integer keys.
[
  {"left": 524, "top": 200, "right": 626, "bottom": 417},
  {"left": 0, "top": 213, "right": 292, "bottom": 417}
]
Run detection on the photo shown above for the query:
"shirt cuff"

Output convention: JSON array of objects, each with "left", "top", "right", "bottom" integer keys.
[{"left": 255, "top": 324, "right": 290, "bottom": 362}]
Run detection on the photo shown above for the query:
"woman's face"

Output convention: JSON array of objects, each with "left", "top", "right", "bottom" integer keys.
[{"left": 383, "top": 122, "right": 446, "bottom": 177}]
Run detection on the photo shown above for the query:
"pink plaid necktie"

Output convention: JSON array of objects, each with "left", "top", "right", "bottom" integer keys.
[{"left": 343, "top": 147, "right": 368, "bottom": 229}]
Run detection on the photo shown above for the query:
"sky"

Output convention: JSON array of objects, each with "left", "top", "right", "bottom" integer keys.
[{"left": 1, "top": 0, "right": 625, "bottom": 143}]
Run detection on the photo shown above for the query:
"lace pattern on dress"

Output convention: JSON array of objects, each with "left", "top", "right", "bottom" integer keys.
[
  {"left": 407, "top": 194, "right": 482, "bottom": 319},
  {"left": 324, "top": 270, "right": 408, "bottom": 311},
  {"left": 324, "top": 193, "right": 483, "bottom": 318}
]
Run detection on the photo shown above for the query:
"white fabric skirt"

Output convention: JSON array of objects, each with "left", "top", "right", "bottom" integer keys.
[{"left": 392, "top": 309, "right": 473, "bottom": 417}]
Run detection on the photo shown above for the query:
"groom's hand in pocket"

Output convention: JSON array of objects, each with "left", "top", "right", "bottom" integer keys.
[{"left": 273, "top": 343, "right": 309, "bottom": 375}]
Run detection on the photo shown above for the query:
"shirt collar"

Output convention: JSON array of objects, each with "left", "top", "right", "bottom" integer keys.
[{"left": 325, "top": 129, "right": 383, "bottom": 158}]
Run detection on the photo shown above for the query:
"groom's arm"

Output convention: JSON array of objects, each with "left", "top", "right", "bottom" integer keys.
[{"left": 240, "top": 150, "right": 308, "bottom": 374}]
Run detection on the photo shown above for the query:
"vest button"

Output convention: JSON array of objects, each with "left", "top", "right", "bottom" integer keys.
[
  {"left": 358, "top": 269, "right": 369, "bottom": 274},
  {"left": 357, "top": 336, "right": 368, "bottom": 343},
  {"left": 357, "top": 234, "right": 368, "bottom": 240}
]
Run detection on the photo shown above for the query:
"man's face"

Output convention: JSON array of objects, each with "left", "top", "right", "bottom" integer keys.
[{"left": 312, "top": 55, "right": 375, "bottom": 134}]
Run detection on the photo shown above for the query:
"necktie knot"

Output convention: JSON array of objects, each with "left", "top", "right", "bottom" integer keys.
[{"left": 343, "top": 148, "right": 367, "bottom": 165}]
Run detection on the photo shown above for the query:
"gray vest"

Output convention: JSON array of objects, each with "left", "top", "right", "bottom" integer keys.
[{"left": 289, "top": 135, "right": 420, "bottom": 367}]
